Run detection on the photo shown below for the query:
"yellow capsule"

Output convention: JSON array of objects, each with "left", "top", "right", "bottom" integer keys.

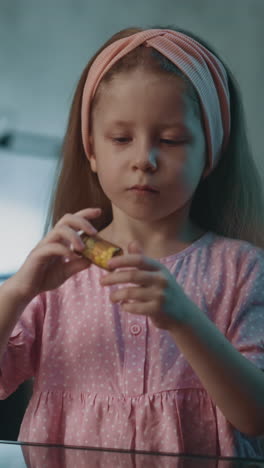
[{"left": 78, "top": 233, "right": 123, "bottom": 270}]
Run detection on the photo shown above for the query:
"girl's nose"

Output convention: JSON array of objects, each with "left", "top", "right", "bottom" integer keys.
[{"left": 132, "top": 148, "right": 158, "bottom": 171}]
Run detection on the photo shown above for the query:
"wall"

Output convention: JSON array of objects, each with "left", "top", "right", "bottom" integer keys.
[{"left": 0, "top": 0, "right": 263, "bottom": 173}]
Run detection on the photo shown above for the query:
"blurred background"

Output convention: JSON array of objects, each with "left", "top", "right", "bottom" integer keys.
[
  {"left": 1, "top": 0, "right": 264, "bottom": 279},
  {"left": 0, "top": 0, "right": 263, "bottom": 439}
]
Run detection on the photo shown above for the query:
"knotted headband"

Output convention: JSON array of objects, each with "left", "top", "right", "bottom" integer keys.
[{"left": 81, "top": 29, "right": 231, "bottom": 177}]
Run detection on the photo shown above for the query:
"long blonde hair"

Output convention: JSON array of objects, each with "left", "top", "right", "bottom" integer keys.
[{"left": 45, "top": 25, "right": 264, "bottom": 249}]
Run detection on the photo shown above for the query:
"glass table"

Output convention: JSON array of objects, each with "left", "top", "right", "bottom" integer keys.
[{"left": 0, "top": 441, "right": 264, "bottom": 467}]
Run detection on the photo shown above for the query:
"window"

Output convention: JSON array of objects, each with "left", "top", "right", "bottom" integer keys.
[{"left": 0, "top": 148, "right": 58, "bottom": 281}]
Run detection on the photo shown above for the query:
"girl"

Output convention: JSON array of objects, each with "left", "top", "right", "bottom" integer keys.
[{"left": 1, "top": 25, "right": 264, "bottom": 461}]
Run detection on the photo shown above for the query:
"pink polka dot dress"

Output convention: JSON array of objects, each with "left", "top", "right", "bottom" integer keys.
[{"left": 1, "top": 231, "right": 264, "bottom": 458}]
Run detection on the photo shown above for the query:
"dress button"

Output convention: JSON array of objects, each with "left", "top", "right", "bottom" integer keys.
[{"left": 130, "top": 324, "right": 142, "bottom": 335}]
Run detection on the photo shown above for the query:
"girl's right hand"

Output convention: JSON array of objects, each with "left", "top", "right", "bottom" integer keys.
[{"left": 9, "top": 208, "right": 102, "bottom": 301}]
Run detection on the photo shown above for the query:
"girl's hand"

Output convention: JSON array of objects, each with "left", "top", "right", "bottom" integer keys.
[
  {"left": 100, "top": 240, "right": 189, "bottom": 331},
  {"left": 10, "top": 208, "right": 102, "bottom": 300}
]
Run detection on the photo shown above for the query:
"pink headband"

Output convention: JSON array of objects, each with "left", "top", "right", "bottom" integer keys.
[{"left": 81, "top": 29, "right": 231, "bottom": 177}]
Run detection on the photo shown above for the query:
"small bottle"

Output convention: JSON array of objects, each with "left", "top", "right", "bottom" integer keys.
[{"left": 78, "top": 231, "right": 123, "bottom": 270}]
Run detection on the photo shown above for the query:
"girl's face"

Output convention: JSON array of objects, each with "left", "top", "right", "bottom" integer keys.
[{"left": 88, "top": 68, "right": 206, "bottom": 227}]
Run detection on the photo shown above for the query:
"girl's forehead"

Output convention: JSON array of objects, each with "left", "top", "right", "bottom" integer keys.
[
  {"left": 99, "top": 68, "right": 186, "bottom": 95},
  {"left": 92, "top": 79, "right": 199, "bottom": 131},
  {"left": 93, "top": 70, "right": 189, "bottom": 116}
]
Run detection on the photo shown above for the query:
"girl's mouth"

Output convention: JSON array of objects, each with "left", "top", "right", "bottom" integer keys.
[{"left": 129, "top": 185, "right": 159, "bottom": 193}]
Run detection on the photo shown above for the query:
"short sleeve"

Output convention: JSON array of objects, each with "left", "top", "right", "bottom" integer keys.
[
  {"left": 226, "top": 247, "right": 264, "bottom": 370},
  {"left": 0, "top": 292, "right": 45, "bottom": 399}
]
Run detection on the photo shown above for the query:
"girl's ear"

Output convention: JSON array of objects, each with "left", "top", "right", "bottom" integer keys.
[{"left": 88, "top": 135, "right": 97, "bottom": 173}]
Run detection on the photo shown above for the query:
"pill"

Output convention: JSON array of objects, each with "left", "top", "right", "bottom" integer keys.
[{"left": 77, "top": 233, "right": 123, "bottom": 270}]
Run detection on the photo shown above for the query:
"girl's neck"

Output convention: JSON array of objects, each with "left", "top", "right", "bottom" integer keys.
[{"left": 97, "top": 222, "right": 207, "bottom": 259}]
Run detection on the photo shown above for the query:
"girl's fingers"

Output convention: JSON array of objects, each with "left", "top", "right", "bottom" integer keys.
[
  {"left": 107, "top": 253, "right": 159, "bottom": 271},
  {"left": 110, "top": 285, "right": 159, "bottom": 303},
  {"left": 56, "top": 208, "right": 102, "bottom": 233},
  {"left": 101, "top": 269, "right": 165, "bottom": 287},
  {"left": 36, "top": 208, "right": 102, "bottom": 254},
  {"left": 74, "top": 207, "right": 102, "bottom": 217},
  {"left": 40, "top": 225, "right": 85, "bottom": 252},
  {"left": 30, "top": 242, "right": 84, "bottom": 262},
  {"left": 62, "top": 257, "right": 92, "bottom": 279},
  {"left": 56, "top": 213, "right": 98, "bottom": 235},
  {"left": 121, "top": 300, "right": 157, "bottom": 315}
]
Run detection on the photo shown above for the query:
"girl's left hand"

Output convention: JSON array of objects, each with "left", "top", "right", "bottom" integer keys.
[{"left": 100, "top": 240, "right": 190, "bottom": 330}]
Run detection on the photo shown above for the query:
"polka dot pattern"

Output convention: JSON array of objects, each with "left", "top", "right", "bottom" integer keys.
[{"left": 1, "top": 231, "right": 264, "bottom": 458}]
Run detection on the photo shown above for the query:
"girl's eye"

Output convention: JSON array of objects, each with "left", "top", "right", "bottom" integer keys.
[
  {"left": 111, "top": 137, "right": 188, "bottom": 145},
  {"left": 160, "top": 139, "right": 187, "bottom": 145},
  {"left": 112, "top": 137, "right": 131, "bottom": 144}
]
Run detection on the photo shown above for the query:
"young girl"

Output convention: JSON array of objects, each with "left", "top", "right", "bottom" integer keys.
[{"left": 1, "top": 25, "right": 264, "bottom": 462}]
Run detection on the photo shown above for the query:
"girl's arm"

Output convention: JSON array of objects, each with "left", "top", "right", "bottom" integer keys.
[
  {"left": 0, "top": 208, "right": 102, "bottom": 362},
  {"left": 0, "top": 278, "right": 33, "bottom": 361},
  {"left": 168, "top": 299, "right": 264, "bottom": 437}
]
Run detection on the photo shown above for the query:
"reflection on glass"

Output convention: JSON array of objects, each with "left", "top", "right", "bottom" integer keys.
[{"left": 5, "top": 443, "right": 261, "bottom": 468}]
